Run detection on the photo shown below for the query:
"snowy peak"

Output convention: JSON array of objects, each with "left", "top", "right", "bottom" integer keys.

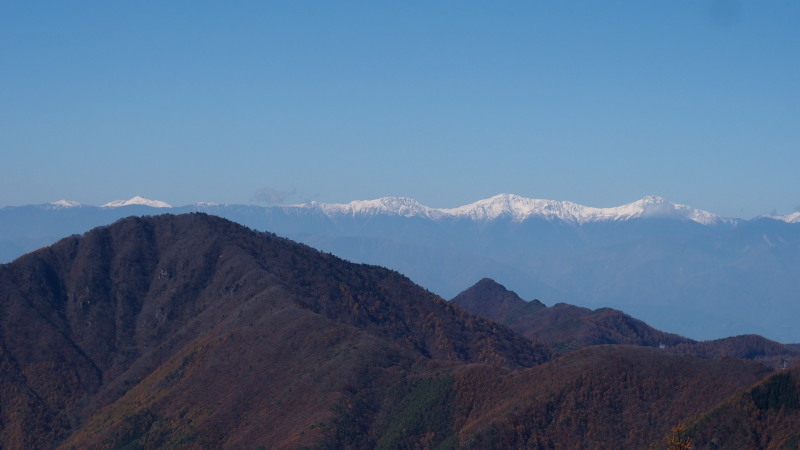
[
  {"left": 102, "top": 196, "right": 172, "bottom": 208},
  {"left": 600, "top": 196, "right": 724, "bottom": 225},
  {"left": 444, "top": 194, "right": 586, "bottom": 222},
  {"left": 48, "top": 199, "right": 82, "bottom": 209}
]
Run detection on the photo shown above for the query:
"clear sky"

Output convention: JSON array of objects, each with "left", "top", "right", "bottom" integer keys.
[{"left": 1, "top": 1, "right": 798, "bottom": 218}]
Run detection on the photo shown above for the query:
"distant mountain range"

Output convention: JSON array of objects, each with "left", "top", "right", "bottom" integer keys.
[
  {"left": 3, "top": 213, "right": 799, "bottom": 448},
  {"left": 3, "top": 194, "right": 800, "bottom": 341}
]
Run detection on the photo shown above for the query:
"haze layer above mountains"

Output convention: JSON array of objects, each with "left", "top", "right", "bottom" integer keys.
[{"left": 2, "top": 194, "right": 800, "bottom": 342}]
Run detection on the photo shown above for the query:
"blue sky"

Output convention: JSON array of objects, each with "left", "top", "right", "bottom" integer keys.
[{"left": 1, "top": 1, "right": 798, "bottom": 218}]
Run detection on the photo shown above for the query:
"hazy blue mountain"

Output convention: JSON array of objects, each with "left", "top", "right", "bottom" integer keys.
[{"left": 3, "top": 195, "right": 800, "bottom": 342}]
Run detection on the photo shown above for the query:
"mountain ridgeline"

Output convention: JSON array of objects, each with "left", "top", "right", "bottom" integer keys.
[
  {"left": 452, "top": 278, "right": 800, "bottom": 369},
  {"left": 2, "top": 194, "right": 800, "bottom": 341},
  {"left": 1, "top": 213, "right": 800, "bottom": 448}
]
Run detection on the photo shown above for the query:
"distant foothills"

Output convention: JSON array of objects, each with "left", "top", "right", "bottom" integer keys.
[{"left": 2, "top": 194, "right": 800, "bottom": 342}]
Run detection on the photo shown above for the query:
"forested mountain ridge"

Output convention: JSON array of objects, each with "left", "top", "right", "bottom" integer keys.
[{"left": 453, "top": 278, "right": 800, "bottom": 369}]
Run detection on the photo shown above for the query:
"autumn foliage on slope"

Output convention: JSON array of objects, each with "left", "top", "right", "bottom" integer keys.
[
  {"left": 0, "top": 214, "right": 548, "bottom": 448},
  {"left": 684, "top": 366, "right": 800, "bottom": 449}
]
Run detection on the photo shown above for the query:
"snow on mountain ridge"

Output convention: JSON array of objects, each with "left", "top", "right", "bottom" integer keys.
[
  {"left": 594, "top": 195, "right": 725, "bottom": 225},
  {"left": 102, "top": 196, "right": 172, "bottom": 208},
  {"left": 49, "top": 200, "right": 82, "bottom": 208},
  {"left": 309, "top": 194, "right": 728, "bottom": 225},
  {"left": 786, "top": 212, "right": 800, "bottom": 223},
  {"left": 39, "top": 194, "right": 733, "bottom": 224},
  {"left": 311, "top": 197, "right": 441, "bottom": 218},
  {"left": 767, "top": 211, "right": 800, "bottom": 223},
  {"left": 444, "top": 194, "right": 587, "bottom": 222}
]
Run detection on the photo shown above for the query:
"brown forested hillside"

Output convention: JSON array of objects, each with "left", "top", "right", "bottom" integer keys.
[
  {"left": 685, "top": 366, "right": 800, "bottom": 449},
  {"left": 0, "top": 214, "right": 547, "bottom": 448}
]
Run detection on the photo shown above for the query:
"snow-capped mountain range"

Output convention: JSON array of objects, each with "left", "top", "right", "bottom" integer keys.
[
  {"left": 41, "top": 194, "right": 793, "bottom": 224},
  {"left": 45, "top": 196, "right": 173, "bottom": 209},
  {"left": 3, "top": 193, "right": 800, "bottom": 342},
  {"left": 311, "top": 194, "right": 730, "bottom": 225}
]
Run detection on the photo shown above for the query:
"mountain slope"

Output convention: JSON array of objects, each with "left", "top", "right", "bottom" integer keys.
[
  {"left": 684, "top": 366, "right": 800, "bottom": 448},
  {"left": 456, "top": 345, "right": 773, "bottom": 449},
  {"left": 0, "top": 214, "right": 550, "bottom": 448}
]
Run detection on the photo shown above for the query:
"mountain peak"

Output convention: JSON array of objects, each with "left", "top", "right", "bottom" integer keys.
[
  {"left": 311, "top": 196, "right": 438, "bottom": 218},
  {"left": 637, "top": 195, "right": 668, "bottom": 204},
  {"left": 101, "top": 196, "right": 172, "bottom": 208},
  {"left": 470, "top": 277, "right": 518, "bottom": 295},
  {"left": 613, "top": 196, "right": 724, "bottom": 224},
  {"left": 451, "top": 278, "right": 534, "bottom": 321},
  {"left": 444, "top": 194, "right": 582, "bottom": 222},
  {"left": 49, "top": 199, "right": 82, "bottom": 208}
]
